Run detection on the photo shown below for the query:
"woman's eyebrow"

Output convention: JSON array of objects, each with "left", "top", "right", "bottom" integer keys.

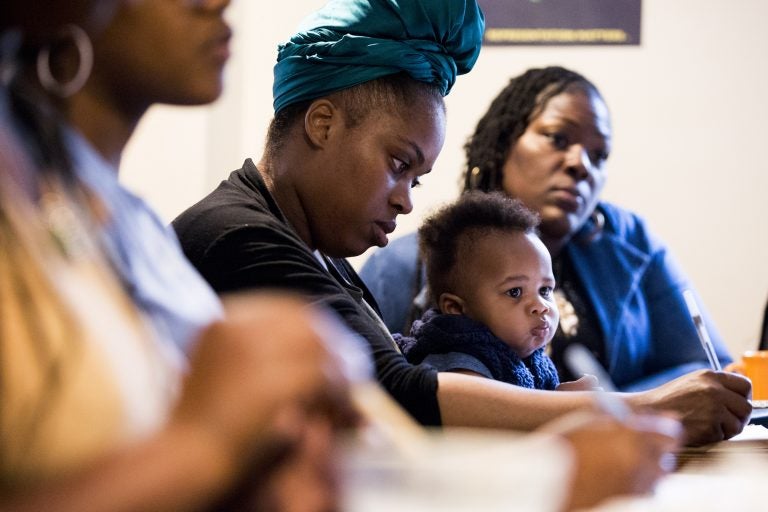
[{"left": 397, "top": 136, "right": 425, "bottom": 165}]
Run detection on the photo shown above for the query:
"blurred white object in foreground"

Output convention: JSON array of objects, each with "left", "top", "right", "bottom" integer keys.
[{"left": 341, "top": 428, "right": 573, "bottom": 512}]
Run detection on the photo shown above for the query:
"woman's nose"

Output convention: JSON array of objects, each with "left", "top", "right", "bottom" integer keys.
[
  {"left": 390, "top": 182, "right": 414, "bottom": 215},
  {"left": 565, "top": 145, "right": 592, "bottom": 181}
]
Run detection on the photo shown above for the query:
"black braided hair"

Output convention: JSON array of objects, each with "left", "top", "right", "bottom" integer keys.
[{"left": 462, "top": 66, "right": 601, "bottom": 193}]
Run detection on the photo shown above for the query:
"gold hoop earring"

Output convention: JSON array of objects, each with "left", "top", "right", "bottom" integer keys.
[
  {"left": 36, "top": 24, "right": 93, "bottom": 98},
  {"left": 468, "top": 166, "right": 482, "bottom": 190}
]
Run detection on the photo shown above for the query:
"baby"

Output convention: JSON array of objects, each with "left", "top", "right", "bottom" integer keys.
[{"left": 397, "top": 191, "right": 588, "bottom": 390}]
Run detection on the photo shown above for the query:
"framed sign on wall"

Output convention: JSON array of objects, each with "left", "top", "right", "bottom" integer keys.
[{"left": 479, "top": 0, "right": 642, "bottom": 46}]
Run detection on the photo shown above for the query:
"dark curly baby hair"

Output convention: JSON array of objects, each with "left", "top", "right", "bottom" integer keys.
[{"left": 419, "top": 191, "right": 540, "bottom": 301}]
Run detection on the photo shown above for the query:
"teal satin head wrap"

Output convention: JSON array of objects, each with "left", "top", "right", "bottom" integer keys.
[{"left": 272, "top": 0, "right": 485, "bottom": 112}]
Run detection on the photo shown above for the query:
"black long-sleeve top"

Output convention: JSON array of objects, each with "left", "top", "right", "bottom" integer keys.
[{"left": 173, "top": 159, "right": 441, "bottom": 425}]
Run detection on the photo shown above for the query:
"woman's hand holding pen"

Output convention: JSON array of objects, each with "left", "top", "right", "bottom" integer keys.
[
  {"left": 627, "top": 369, "right": 752, "bottom": 446},
  {"left": 562, "top": 336, "right": 751, "bottom": 447}
]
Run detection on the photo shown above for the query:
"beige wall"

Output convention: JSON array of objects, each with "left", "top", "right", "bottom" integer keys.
[{"left": 121, "top": 0, "right": 768, "bottom": 358}]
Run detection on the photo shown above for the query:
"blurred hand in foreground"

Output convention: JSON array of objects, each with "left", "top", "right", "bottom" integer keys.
[
  {"left": 542, "top": 410, "right": 682, "bottom": 512},
  {"left": 173, "top": 293, "right": 364, "bottom": 511}
]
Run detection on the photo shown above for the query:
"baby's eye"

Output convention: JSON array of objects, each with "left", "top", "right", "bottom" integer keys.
[
  {"left": 539, "top": 286, "right": 554, "bottom": 299},
  {"left": 505, "top": 287, "right": 522, "bottom": 299},
  {"left": 410, "top": 177, "right": 421, "bottom": 188}
]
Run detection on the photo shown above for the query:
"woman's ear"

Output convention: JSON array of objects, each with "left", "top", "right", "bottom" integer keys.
[
  {"left": 439, "top": 292, "right": 465, "bottom": 316},
  {"left": 304, "top": 98, "right": 337, "bottom": 148}
]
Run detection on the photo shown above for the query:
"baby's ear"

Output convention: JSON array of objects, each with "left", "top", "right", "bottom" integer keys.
[{"left": 439, "top": 293, "right": 465, "bottom": 315}]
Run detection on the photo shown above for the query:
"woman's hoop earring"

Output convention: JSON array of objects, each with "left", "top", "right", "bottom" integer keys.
[
  {"left": 36, "top": 24, "right": 93, "bottom": 98},
  {"left": 468, "top": 166, "right": 482, "bottom": 190}
]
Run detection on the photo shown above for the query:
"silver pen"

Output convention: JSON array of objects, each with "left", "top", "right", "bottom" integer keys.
[{"left": 682, "top": 289, "right": 722, "bottom": 371}]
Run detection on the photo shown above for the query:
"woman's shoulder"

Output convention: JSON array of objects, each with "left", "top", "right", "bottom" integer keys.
[
  {"left": 596, "top": 202, "right": 657, "bottom": 246},
  {"left": 174, "top": 161, "right": 285, "bottom": 239},
  {"left": 598, "top": 201, "right": 644, "bottom": 229}
]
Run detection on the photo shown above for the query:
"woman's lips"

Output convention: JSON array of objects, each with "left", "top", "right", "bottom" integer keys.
[
  {"left": 207, "top": 26, "right": 232, "bottom": 62},
  {"left": 550, "top": 188, "right": 583, "bottom": 213},
  {"left": 373, "top": 220, "right": 396, "bottom": 246},
  {"left": 376, "top": 220, "right": 396, "bottom": 235}
]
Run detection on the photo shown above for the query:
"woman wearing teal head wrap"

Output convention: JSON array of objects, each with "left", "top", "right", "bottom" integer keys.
[
  {"left": 175, "top": 0, "right": 485, "bottom": 424},
  {"left": 272, "top": 0, "right": 485, "bottom": 112}
]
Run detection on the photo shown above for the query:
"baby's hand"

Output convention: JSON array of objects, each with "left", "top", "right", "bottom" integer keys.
[{"left": 556, "top": 374, "right": 601, "bottom": 392}]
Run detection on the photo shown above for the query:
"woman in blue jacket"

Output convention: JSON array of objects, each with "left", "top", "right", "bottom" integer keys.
[{"left": 360, "top": 66, "right": 731, "bottom": 391}]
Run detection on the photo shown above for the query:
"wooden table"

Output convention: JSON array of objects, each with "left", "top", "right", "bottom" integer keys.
[
  {"left": 676, "top": 424, "right": 768, "bottom": 473},
  {"left": 592, "top": 424, "right": 768, "bottom": 510}
]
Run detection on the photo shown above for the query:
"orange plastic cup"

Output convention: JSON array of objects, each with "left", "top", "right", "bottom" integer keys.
[{"left": 743, "top": 350, "right": 768, "bottom": 401}]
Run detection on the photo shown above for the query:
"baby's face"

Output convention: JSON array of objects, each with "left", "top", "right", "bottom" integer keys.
[{"left": 454, "top": 231, "right": 559, "bottom": 358}]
